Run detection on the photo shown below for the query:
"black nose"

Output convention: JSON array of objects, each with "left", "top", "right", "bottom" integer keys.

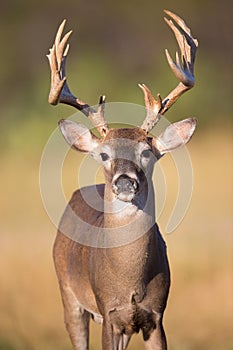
[{"left": 112, "top": 175, "right": 139, "bottom": 195}]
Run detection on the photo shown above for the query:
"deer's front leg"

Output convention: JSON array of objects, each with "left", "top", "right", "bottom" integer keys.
[
  {"left": 144, "top": 312, "right": 167, "bottom": 350},
  {"left": 102, "top": 318, "right": 114, "bottom": 350},
  {"left": 102, "top": 317, "right": 131, "bottom": 350},
  {"left": 61, "top": 285, "right": 90, "bottom": 350}
]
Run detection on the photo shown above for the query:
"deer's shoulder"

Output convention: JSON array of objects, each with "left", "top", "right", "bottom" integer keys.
[
  {"left": 70, "top": 183, "right": 105, "bottom": 213},
  {"left": 58, "top": 184, "right": 105, "bottom": 234}
]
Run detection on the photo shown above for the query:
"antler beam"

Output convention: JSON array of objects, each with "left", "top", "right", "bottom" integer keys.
[
  {"left": 140, "top": 10, "right": 198, "bottom": 133},
  {"left": 47, "top": 20, "right": 108, "bottom": 137}
]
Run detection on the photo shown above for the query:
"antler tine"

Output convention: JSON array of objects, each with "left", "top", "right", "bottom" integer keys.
[
  {"left": 140, "top": 10, "right": 198, "bottom": 133},
  {"left": 164, "top": 14, "right": 197, "bottom": 84},
  {"left": 55, "top": 20, "right": 71, "bottom": 72},
  {"left": 47, "top": 20, "right": 109, "bottom": 135},
  {"left": 161, "top": 10, "right": 198, "bottom": 113},
  {"left": 164, "top": 10, "right": 191, "bottom": 35},
  {"left": 164, "top": 10, "right": 198, "bottom": 58},
  {"left": 89, "top": 95, "right": 108, "bottom": 138},
  {"left": 139, "top": 84, "right": 162, "bottom": 132}
]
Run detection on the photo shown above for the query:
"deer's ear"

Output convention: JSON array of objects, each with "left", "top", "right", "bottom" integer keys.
[
  {"left": 154, "top": 118, "right": 197, "bottom": 155},
  {"left": 59, "top": 119, "right": 99, "bottom": 152}
]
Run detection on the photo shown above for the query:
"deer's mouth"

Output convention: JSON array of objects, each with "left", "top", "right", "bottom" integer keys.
[{"left": 112, "top": 175, "right": 139, "bottom": 202}]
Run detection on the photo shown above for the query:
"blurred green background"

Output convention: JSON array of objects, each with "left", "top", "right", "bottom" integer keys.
[{"left": 0, "top": 0, "right": 232, "bottom": 349}]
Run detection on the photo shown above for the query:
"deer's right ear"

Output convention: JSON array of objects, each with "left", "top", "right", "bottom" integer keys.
[{"left": 59, "top": 119, "right": 99, "bottom": 153}]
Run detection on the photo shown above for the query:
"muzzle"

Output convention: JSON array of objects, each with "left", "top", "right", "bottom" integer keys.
[{"left": 112, "top": 175, "right": 139, "bottom": 202}]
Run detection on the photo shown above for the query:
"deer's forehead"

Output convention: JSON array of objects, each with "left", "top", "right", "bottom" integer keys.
[
  {"left": 104, "top": 127, "right": 147, "bottom": 142},
  {"left": 99, "top": 128, "right": 150, "bottom": 155}
]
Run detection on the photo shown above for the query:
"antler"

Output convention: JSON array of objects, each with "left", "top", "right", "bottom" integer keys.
[
  {"left": 140, "top": 10, "right": 198, "bottom": 133},
  {"left": 47, "top": 20, "right": 108, "bottom": 137}
]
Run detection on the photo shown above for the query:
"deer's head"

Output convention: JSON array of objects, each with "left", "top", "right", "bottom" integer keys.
[
  {"left": 47, "top": 10, "right": 198, "bottom": 203},
  {"left": 59, "top": 117, "right": 196, "bottom": 203}
]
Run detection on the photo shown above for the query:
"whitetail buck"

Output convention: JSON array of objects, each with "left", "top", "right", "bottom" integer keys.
[{"left": 47, "top": 10, "right": 198, "bottom": 350}]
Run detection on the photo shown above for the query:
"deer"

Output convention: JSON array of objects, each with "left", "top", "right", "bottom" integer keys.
[{"left": 47, "top": 10, "right": 198, "bottom": 350}]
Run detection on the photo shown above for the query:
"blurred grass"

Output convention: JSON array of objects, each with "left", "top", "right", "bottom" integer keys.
[{"left": 0, "top": 127, "right": 232, "bottom": 349}]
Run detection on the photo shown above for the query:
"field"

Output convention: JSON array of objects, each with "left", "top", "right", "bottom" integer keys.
[{"left": 0, "top": 126, "right": 232, "bottom": 350}]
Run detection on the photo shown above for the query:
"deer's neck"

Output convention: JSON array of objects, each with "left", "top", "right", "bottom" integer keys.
[
  {"left": 103, "top": 180, "right": 155, "bottom": 230},
  {"left": 98, "top": 181, "right": 158, "bottom": 297}
]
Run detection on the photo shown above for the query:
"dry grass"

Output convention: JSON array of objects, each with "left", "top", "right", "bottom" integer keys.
[{"left": 0, "top": 128, "right": 232, "bottom": 349}]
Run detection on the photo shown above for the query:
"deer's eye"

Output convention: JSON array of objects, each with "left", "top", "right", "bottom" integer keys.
[
  {"left": 141, "top": 149, "right": 151, "bottom": 159},
  {"left": 100, "top": 153, "right": 110, "bottom": 161}
]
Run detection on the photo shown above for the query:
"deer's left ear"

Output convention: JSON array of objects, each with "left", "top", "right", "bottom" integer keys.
[{"left": 154, "top": 118, "right": 197, "bottom": 155}]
